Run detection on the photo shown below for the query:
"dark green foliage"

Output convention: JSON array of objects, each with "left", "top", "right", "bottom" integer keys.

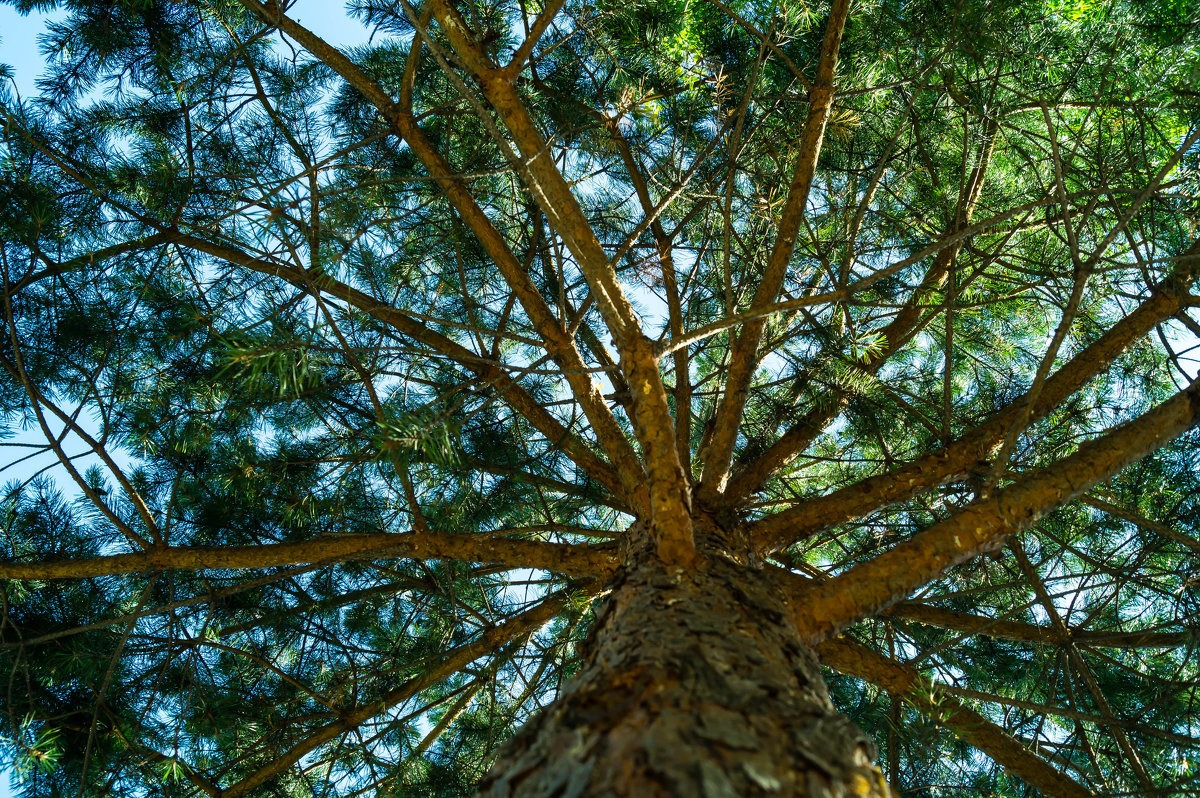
[{"left": 0, "top": 0, "right": 1197, "bottom": 795}]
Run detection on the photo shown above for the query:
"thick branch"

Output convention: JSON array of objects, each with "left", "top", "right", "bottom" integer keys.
[
  {"left": 749, "top": 241, "right": 1200, "bottom": 552},
  {"left": 426, "top": 0, "right": 694, "bottom": 564},
  {"left": 817, "top": 636, "right": 1095, "bottom": 798},
  {"left": 237, "top": 0, "right": 646, "bottom": 513},
  {"left": 0, "top": 531, "right": 616, "bottom": 581},
  {"left": 791, "top": 383, "right": 1200, "bottom": 643},
  {"left": 698, "top": 0, "right": 851, "bottom": 497}
]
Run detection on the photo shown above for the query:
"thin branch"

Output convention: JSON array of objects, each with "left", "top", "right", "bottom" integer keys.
[
  {"left": 505, "top": 0, "right": 567, "bottom": 74},
  {"left": 886, "top": 601, "right": 1199, "bottom": 649},
  {"left": 1080, "top": 494, "right": 1200, "bottom": 555},
  {"left": 725, "top": 119, "right": 998, "bottom": 505},
  {"left": 218, "top": 588, "right": 585, "bottom": 797}
]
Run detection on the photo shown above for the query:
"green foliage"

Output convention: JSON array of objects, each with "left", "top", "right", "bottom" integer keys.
[{"left": 0, "top": 0, "right": 1197, "bottom": 795}]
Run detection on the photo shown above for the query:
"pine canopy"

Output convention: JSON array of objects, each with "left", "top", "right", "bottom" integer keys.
[{"left": 0, "top": 0, "right": 1199, "bottom": 795}]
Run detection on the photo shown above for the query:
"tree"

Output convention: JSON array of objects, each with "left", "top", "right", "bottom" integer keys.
[{"left": 0, "top": 0, "right": 1198, "bottom": 793}]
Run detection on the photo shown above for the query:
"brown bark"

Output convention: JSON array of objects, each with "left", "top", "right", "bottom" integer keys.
[
  {"left": 481, "top": 528, "right": 891, "bottom": 797},
  {"left": 0, "top": 531, "right": 616, "bottom": 581}
]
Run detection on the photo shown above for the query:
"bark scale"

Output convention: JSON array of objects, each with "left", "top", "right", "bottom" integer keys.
[{"left": 481, "top": 526, "right": 890, "bottom": 797}]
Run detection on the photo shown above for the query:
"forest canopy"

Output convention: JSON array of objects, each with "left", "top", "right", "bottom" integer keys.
[{"left": 0, "top": 0, "right": 1198, "bottom": 795}]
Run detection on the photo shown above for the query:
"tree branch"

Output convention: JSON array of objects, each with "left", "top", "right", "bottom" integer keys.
[
  {"left": 749, "top": 239, "right": 1200, "bottom": 552},
  {"left": 0, "top": 531, "right": 616, "bottom": 581},
  {"left": 1080, "top": 494, "right": 1200, "bottom": 555},
  {"left": 791, "top": 383, "right": 1200, "bottom": 643},
  {"left": 886, "top": 602, "right": 1198, "bottom": 649},
  {"left": 218, "top": 589, "right": 583, "bottom": 797},
  {"left": 236, "top": 0, "right": 647, "bottom": 514},
  {"left": 167, "top": 231, "right": 633, "bottom": 508},
  {"left": 425, "top": 0, "right": 695, "bottom": 564},
  {"left": 697, "top": 0, "right": 851, "bottom": 499},
  {"left": 725, "top": 119, "right": 998, "bottom": 505},
  {"left": 817, "top": 636, "right": 1096, "bottom": 798}
]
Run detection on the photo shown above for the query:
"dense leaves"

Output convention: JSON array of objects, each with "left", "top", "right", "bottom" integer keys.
[{"left": 0, "top": 0, "right": 1198, "bottom": 795}]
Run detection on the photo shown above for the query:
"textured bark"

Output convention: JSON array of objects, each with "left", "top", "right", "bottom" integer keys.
[{"left": 481, "top": 527, "right": 891, "bottom": 797}]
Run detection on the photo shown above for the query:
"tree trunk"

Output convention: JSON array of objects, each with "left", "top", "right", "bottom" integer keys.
[{"left": 481, "top": 525, "right": 892, "bottom": 797}]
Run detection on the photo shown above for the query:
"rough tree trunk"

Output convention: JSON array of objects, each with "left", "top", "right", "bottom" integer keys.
[{"left": 481, "top": 524, "right": 892, "bottom": 797}]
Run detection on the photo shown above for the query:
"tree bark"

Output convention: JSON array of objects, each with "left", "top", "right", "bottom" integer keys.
[{"left": 481, "top": 527, "right": 891, "bottom": 797}]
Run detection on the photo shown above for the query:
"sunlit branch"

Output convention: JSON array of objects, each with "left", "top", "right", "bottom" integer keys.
[
  {"left": 697, "top": 0, "right": 851, "bottom": 499},
  {"left": 0, "top": 530, "right": 616, "bottom": 581},
  {"left": 818, "top": 636, "right": 1095, "bottom": 798},
  {"left": 238, "top": 0, "right": 647, "bottom": 513},
  {"left": 749, "top": 238, "right": 1200, "bottom": 552},
  {"left": 791, "top": 383, "right": 1200, "bottom": 644},
  {"left": 425, "top": 0, "right": 695, "bottom": 564}
]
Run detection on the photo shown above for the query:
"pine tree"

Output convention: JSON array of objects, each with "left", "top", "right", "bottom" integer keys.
[{"left": 0, "top": 0, "right": 1198, "bottom": 794}]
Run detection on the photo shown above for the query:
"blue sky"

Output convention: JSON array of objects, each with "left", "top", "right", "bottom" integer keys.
[{"left": 0, "top": 4, "right": 53, "bottom": 100}]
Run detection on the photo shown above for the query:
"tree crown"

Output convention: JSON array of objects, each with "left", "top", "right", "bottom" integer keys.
[{"left": 0, "top": 0, "right": 1198, "bottom": 794}]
